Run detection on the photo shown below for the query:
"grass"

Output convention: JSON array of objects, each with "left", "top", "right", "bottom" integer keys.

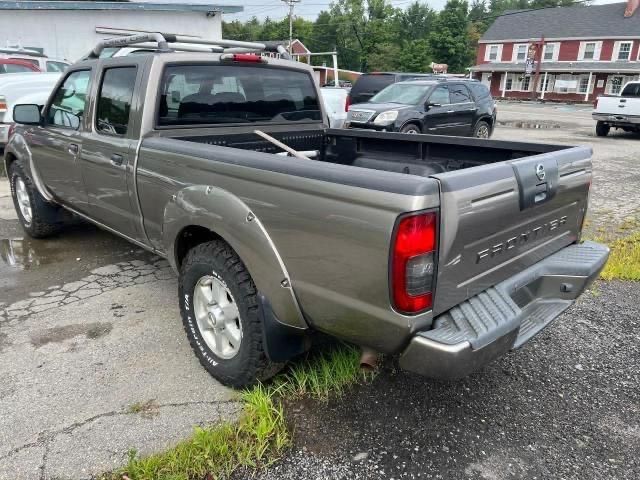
[
  {"left": 106, "top": 344, "right": 368, "bottom": 480},
  {"left": 599, "top": 231, "right": 640, "bottom": 281}
]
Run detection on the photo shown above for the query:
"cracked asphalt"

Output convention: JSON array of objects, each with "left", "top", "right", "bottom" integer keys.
[
  {"left": 0, "top": 181, "right": 240, "bottom": 480},
  {"left": 1, "top": 103, "right": 639, "bottom": 479}
]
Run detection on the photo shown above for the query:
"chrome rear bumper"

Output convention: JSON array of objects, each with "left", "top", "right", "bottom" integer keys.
[{"left": 399, "top": 241, "right": 609, "bottom": 379}]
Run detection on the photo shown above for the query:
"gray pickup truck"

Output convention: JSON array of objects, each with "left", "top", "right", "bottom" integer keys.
[{"left": 5, "top": 34, "right": 609, "bottom": 388}]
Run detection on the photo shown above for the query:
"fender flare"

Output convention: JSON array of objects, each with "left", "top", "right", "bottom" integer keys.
[
  {"left": 4, "top": 133, "right": 55, "bottom": 202},
  {"left": 162, "top": 184, "right": 308, "bottom": 330}
]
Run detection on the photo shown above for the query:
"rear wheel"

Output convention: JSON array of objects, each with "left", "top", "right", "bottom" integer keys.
[
  {"left": 9, "top": 160, "right": 64, "bottom": 238},
  {"left": 400, "top": 124, "right": 421, "bottom": 134},
  {"left": 473, "top": 120, "right": 491, "bottom": 139},
  {"left": 179, "top": 240, "right": 282, "bottom": 388},
  {"left": 596, "top": 121, "right": 610, "bottom": 137}
]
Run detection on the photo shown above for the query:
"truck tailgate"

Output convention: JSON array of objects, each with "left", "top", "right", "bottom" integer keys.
[{"left": 431, "top": 146, "right": 592, "bottom": 315}]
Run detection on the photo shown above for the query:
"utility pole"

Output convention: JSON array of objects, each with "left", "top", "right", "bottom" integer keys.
[{"left": 281, "top": 0, "right": 301, "bottom": 55}]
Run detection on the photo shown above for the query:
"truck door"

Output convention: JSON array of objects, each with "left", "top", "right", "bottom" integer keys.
[
  {"left": 448, "top": 83, "right": 476, "bottom": 136},
  {"left": 33, "top": 68, "right": 92, "bottom": 209},
  {"left": 423, "top": 85, "right": 457, "bottom": 135},
  {"left": 79, "top": 62, "right": 143, "bottom": 239}
]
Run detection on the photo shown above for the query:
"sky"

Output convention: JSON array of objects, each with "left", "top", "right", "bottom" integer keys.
[{"left": 140, "top": 0, "right": 629, "bottom": 24}]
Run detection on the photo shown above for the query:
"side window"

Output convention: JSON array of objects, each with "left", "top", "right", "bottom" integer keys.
[
  {"left": 450, "top": 84, "right": 473, "bottom": 104},
  {"left": 96, "top": 67, "right": 137, "bottom": 136},
  {"left": 46, "top": 69, "right": 91, "bottom": 130},
  {"left": 47, "top": 61, "right": 69, "bottom": 72},
  {"left": 4, "top": 63, "right": 34, "bottom": 73},
  {"left": 429, "top": 86, "right": 450, "bottom": 105},
  {"left": 10, "top": 57, "right": 39, "bottom": 67}
]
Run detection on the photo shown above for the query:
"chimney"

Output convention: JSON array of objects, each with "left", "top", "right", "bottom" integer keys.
[{"left": 625, "top": 0, "right": 639, "bottom": 17}]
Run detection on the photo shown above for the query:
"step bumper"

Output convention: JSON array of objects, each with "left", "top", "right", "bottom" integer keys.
[{"left": 399, "top": 241, "right": 610, "bottom": 379}]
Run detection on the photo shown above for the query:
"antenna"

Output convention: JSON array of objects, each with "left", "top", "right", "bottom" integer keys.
[{"left": 281, "top": 0, "right": 301, "bottom": 55}]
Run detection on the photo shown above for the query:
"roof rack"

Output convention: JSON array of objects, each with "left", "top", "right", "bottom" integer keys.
[{"left": 87, "top": 32, "right": 291, "bottom": 60}]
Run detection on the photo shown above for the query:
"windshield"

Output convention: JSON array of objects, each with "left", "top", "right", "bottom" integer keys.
[
  {"left": 158, "top": 64, "right": 322, "bottom": 127},
  {"left": 369, "top": 83, "right": 431, "bottom": 105}
]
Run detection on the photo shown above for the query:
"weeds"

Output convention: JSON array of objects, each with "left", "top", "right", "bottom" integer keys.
[
  {"left": 600, "top": 232, "right": 640, "bottom": 281},
  {"left": 107, "top": 344, "right": 369, "bottom": 480}
]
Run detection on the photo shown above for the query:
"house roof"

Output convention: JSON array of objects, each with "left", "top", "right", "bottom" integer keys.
[
  {"left": 470, "top": 61, "right": 640, "bottom": 74},
  {"left": 481, "top": 3, "right": 639, "bottom": 42},
  {"left": 0, "top": 1, "right": 242, "bottom": 14}
]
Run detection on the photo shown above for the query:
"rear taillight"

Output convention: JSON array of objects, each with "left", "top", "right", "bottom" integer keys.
[
  {"left": 391, "top": 211, "right": 437, "bottom": 314},
  {"left": 0, "top": 96, "right": 7, "bottom": 112},
  {"left": 345, "top": 95, "right": 351, "bottom": 112}
]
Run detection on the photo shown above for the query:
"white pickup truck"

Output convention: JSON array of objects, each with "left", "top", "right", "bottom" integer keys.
[{"left": 592, "top": 80, "right": 640, "bottom": 136}]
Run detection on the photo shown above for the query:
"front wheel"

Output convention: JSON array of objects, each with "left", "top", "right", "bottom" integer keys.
[
  {"left": 179, "top": 240, "right": 282, "bottom": 388},
  {"left": 595, "top": 121, "right": 610, "bottom": 137},
  {"left": 473, "top": 120, "right": 491, "bottom": 139},
  {"left": 400, "top": 124, "right": 421, "bottom": 134},
  {"left": 9, "top": 160, "right": 64, "bottom": 238}
]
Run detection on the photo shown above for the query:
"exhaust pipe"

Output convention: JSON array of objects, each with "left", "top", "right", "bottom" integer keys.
[{"left": 360, "top": 347, "right": 379, "bottom": 371}]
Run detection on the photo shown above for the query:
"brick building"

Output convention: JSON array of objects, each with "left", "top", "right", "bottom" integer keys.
[{"left": 469, "top": 0, "right": 640, "bottom": 102}]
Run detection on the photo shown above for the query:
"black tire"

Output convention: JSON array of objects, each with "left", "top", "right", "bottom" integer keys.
[
  {"left": 473, "top": 120, "right": 492, "bottom": 139},
  {"left": 400, "top": 123, "right": 421, "bottom": 134},
  {"left": 596, "top": 121, "right": 610, "bottom": 137},
  {"left": 8, "top": 159, "right": 64, "bottom": 238},
  {"left": 179, "top": 240, "right": 282, "bottom": 388}
]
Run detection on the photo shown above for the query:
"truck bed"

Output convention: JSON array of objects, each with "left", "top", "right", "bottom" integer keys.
[{"left": 139, "top": 127, "right": 591, "bottom": 336}]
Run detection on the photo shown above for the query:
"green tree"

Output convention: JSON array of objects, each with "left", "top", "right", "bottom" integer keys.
[{"left": 428, "top": 0, "right": 471, "bottom": 73}]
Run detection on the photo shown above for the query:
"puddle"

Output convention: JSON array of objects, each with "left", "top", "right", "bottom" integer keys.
[
  {"left": 498, "top": 121, "right": 561, "bottom": 129},
  {"left": 30, "top": 322, "right": 113, "bottom": 348},
  {"left": 0, "top": 238, "right": 65, "bottom": 270}
]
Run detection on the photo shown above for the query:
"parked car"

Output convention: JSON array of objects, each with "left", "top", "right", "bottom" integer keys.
[
  {"left": 320, "top": 87, "right": 348, "bottom": 128},
  {"left": 0, "top": 72, "right": 60, "bottom": 146},
  {"left": 322, "top": 80, "right": 352, "bottom": 88},
  {"left": 0, "top": 47, "right": 70, "bottom": 72},
  {"left": 346, "top": 78, "right": 496, "bottom": 138},
  {"left": 347, "top": 72, "right": 439, "bottom": 110},
  {"left": 592, "top": 81, "right": 640, "bottom": 136},
  {"left": 6, "top": 33, "right": 608, "bottom": 388},
  {"left": 0, "top": 58, "right": 40, "bottom": 74}
]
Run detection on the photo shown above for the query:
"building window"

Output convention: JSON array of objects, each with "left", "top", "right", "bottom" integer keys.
[
  {"left": 578, "top": 76, "right": 590, "bottom": 94},
  {"left": 617, "top": 42, "right": 632, "bottom": 61},
  {"left": 515, "top": 44, "right": 527, "bottom": 62},
  {"left": 522, "top": 76, "right": 531, "bottom": 91},
  {"left": 583, "top": 43, "right": 596, "bottom": 60},
  {"left": 505, "top": 75, "right": 513, "bottom": 90},
  {"left": 543, "top": 43, "right": 555, "bottom": 61},
  {"left": 538, "top": 75, "right": 554, "bottom": 92},
  {"left": 607, "top": 76, "right": 626, "bottom": 95},
  {"left": 489, "top": 45, "right": 499, "bottom": 61}
]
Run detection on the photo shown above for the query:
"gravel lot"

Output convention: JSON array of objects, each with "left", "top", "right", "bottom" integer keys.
[
  {"left": 245, "top": 280, "right": 639, "bottom": 480},
  {"left": 1, "top": 102, "right": 639, "bottom": 479}
]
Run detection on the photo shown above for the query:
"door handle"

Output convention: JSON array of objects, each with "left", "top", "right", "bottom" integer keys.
[
  {"left": 110, "top": 153, "right": 124, "bottom": 166},
  {"left": 68, "top": 143, "right": 78, "bottom": 155},
  {"left": 446, "top": 110, "right": 455, "bottom": 113}
]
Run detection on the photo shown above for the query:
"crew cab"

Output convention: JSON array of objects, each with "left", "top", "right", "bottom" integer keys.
[
  {"left": 346, "top": 79, "right": 496, "bottom": 138},
  {"left": 592, "top": 81, "right": 640, "bottom": 136},
  {"left": 5, "top": 33, "right": 608, "bottom": 388}
]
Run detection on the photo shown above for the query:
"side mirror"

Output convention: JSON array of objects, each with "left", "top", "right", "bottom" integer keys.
[{"left": 13, "top": 104, "right": 42, "bottom": 125}]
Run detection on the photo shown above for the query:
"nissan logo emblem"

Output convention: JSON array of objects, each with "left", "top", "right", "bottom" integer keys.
[{"left": 536, "top": 164, "right": 546, "bottom": 181}]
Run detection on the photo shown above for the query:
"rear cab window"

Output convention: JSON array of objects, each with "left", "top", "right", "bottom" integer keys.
[
  {"left": 157, "top": 64, "right": 321, "bottom": 127},
  {"left": 1, "top": 63, "right": 35, "bottom": 73},
  {"left": 621, "top": 83, "right": 640, "bottom": 97},
  {"left": 96, "top": 66, "right": 137, "bottom": 136}
]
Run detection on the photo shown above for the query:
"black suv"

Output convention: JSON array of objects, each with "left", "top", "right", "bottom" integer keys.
[
  {"left": 347, "top": 72, "right": 437, "bottom": 107},
  {"left": 346, "top": 78, "right": 496, "bottom": 138}
]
